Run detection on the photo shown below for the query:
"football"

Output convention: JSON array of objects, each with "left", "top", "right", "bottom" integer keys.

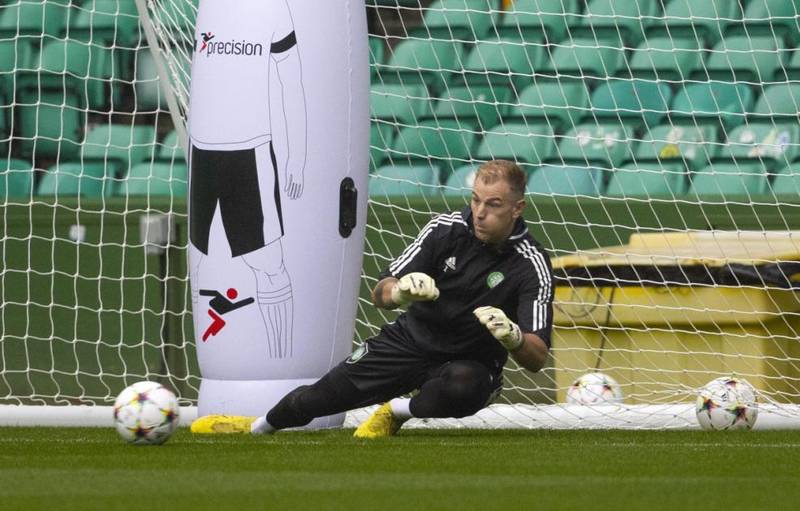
[
  {"left": 566, "top": 372, "right": 624, "bottom": 405},
  {"left": 113, "top": 381, "right": 180, "bottom": 445},
  {"left": 695, "top": 377, "right": 758, "bottom": 431}
]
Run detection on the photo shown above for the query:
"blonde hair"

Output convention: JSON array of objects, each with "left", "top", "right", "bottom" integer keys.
[{"left": 475, "top": 160, "right": 526, "bottom": 198}]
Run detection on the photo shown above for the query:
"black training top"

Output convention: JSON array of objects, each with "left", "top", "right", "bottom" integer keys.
[{"left": 378, "top": 206, "right": 554, "bottom": 371}]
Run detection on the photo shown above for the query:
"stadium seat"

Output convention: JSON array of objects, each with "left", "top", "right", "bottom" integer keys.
[
  {"left": 587, "top": 80, "right": 672, "bottom": 128},
  {"left": 81, "top": 124, "right": 157, "bottom": 178},
  {"left": 116, "top": 161, "right": 188, "bottom": 199},
  {"left": 0, "top": 158, "right": 34, "bottom": 199},
  {"left": 554, "top": 122, "right": 636, "bottom": 168},
  {"left": 698, "top": 36, "right": 787, "bottom": 83},
  {"left": 670, "top": 82, "right": 754, "bottom": 131},
  {"left": 134, "top": 48, "right": 191, "bottom": 112},
  {"left": 630, "top": 125, "right": 719, "bottom": 172},
  {"left": 0, "top": 1, "right": 68, "bottom": 39},
  {"left": 543, "top": 38, "right": 626, "bottom": 80},
  {"left": 506, "top": 81, "right": 590, "bottom": 133},
  {"left": 156, "top": 130, "right": 186, "bottom": 164},
  {"left": 37, "top": 162, "right": 114, "bottom": 197},
  {"left": 461, "top": 38, "right": 544, "bottom": 91},
  {"left": 370, "top": 122, "right": 394, "bottom": 171},
  {"left": 369, "top": 164, "right": 440, "bottom": 197},
  {"left": 605, "top": 163, "right": 687, "bottom": 197},
  {"left": 778, "top": 49, "right": 800, "bottom": 81},
  {"left": 628, "top": 37, "right": 702, "bottom": 81},
  {"left": 151, "top": 0, "right": 198, "bottom": 39},
  {"left": 16, "top": 90, "right": 84, "bottom": 160},
  {"left": 65, "top": 0, "right": 140, "bottom": 46},
  {"left": 725, "top": 0, "right": 800, "bottom": 44},
  {"left": 526, "top": 164, "right": 603, "bottom": 196},
  {"left": 369, "top": 37, "right": 384, "bottom": 72},
  {"left": 409, "top": 0, "right": 498, "bottom": 42},
  {"left": 429, "top": 85, "right": 512, "bottom": 131},
  {"left": 768, "top": 167, "right": 800, "bottom": 197},
  {"left": 568, "top": 0, "right": 659, "bottom": 46},
  {"left": 388, "top": 120, "right": 476, "bottom": 178},
  {"left": 646, "top": 0, "right": 743, "bottom": 47},
  {"left": 0, "top": 39, "right": 34, "bottom": 101},
  {"left": 442, "top": 164, "right": 478, "bottom": 196},
  {"left": 376, "top": 39, "right": 465, "bottom": 93},
  {"left": 496, "top": 0, "right": 580, "bottom": 44},
  {"left": 751, "top": 83, "right": 800, "bottom": 124},
  {"left": 688, "top": 162, "right": 768, "bottom": 199},
  {"left": 370, "top": 83, "right": 432, "bottom": 126},
  {"left": 714, "top": 124, "right": 800, "bottom": 172},
  {"left": 475, "top": 123, "right": 556, "bottom": 167}
]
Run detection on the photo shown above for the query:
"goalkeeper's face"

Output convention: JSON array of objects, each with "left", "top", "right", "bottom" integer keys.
[{"left": 470, "top": 178, "right": 525, "bottom": 245}]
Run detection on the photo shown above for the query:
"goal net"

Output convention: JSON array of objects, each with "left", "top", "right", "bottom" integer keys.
[{"left": 2, "top": 0, "right": 800, "bottom": 429}]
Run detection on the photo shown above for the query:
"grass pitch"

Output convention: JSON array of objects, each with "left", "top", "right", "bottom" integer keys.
[{"left": 1, "top": 427, "right": 799, "bottom": 511}]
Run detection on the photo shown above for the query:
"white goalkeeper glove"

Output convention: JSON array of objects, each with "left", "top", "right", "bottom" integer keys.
[
  {"left": 390, "top": 272, "right": 440, "bottom": 307},
  {"left": 473, "top": 306, "right": 523, "bottom": 351}
]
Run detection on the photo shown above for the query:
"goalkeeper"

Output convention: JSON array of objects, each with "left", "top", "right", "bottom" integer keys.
[{"left": 192, "top": 159, "right": 553, "bottom": 437}]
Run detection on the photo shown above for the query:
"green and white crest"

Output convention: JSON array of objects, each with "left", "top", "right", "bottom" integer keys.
[
  {"left": 487, "top": 271, "right": 505, "bottom": 288},
  {"left": 346, "top": 343, "right": 368, "bottom": 364}
]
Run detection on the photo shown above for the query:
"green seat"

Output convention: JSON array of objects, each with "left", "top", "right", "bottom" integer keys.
[
  {"left": 715, "top": 124, "right": 800, "bottom": 172},
  {"left": 496, "top": 0, "right": 580, "bottom": 43},
  {"left": 116, "top": 162, "right": 188, "bottom": 199},
  {"left": 37, "top": 162, "right": 114, "bottom": 197},
  {"left": 371, "top": 83, "right": 432, "bottom": 126},
  {"left": 588, "top": 80, "right": 671, "bottom": 128},
  {"left": 507, "top": 81, "right": 589, "bottom": 132},
  {"left": 134, "top": 48, "right": 191, "bottom": 111},
  {"left": 555, "top": 122, "right": 636, "bottom": 168},
  {"left": 0, "top": 158, "right": 34, "bottom": 199},
  {"left": 442, "top": 164, "right": 478, "bottom": 196},
  {"left": 698, "top": 36, "right": 786, "bottom": 83},
  {"left": 670, "top": 82, "right": 753, "bottom": 130},
  {"left": 369, "top": 165, "right": 440, "bottom": 197},
  {"left": 726, "top": 0, "right": 800, "bottom": 44},
  {"left": 409, "top": 0, "right": 498, "bottom": 41},
  {"left": 0, "top": 1, "right": 68, "bottom": 39},
  {"left": 779, "top": 49, "right": 800, "bottom": 80},
  {"left": 430, "top": 85, "right": 512, "bottom": 130},
  {"left": 606, "top": 163, "right": 687, "bottom": 197},
  {"left": 475, "top": 124, "right": 556, "bottom": 167},
  {"left": 389, "top": 120, "right": 476, "bottom": 178},
  {"left": 152, "top": 0, "right": 198, "bottom": 37},
  {"left": 751, "top": 83, "right": 800, "bottom": 124},
  {"left": 688, "top": 163, "right": 768, "bottom": 199},
  {"left": 156, "top": 130, "right": 186, "bottom": 164},
  {"left": 370, "top": 123, "right": 394, "bottom": 171},
  {"left": 527, "top": 164, "right": 603, "bottom": 196},
  {"left": 631, "top": 125, "right": 719, "bottom": 172},
  {"left": 377, "top": 39, "right": 465, "bottom": 93},
  {"left": 16, "top": 90, "right": 84, "bottom": 159},
  {"left": 0, "top": 39, "right": 34, "bottom": 101},
  {"left": 544, "top": 38, "right": 625, "bottom": 80},
  {"left": 768, "top": 169, "right": 800, "bottom": 197},
  {"left": 369, "top": 37, "right": 384, "bottom": 73},
  {"left": 647, "top": 0, "right": 743, "bottom": 46},
  {"left": 568, "top": 0, "right": 659, "bottom": 46},
  {"left": 461, "top": 38, "right": 543, "bottom": 90},
  {"left": 628, "top": 37, "right": 702, "bottom": 81},
  {"left": 66, "top": 0, "right": 140, "bottom": 46},
  {"left": 81, "top": 124, "right": 157, "bottom": 178}
]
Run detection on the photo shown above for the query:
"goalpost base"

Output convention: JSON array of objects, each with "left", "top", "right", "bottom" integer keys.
[{"left": 2, "top": 404, "right": 798, "bottom": 430}]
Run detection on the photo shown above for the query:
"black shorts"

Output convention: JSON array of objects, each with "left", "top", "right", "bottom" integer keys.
[
  {"left": 329, "top": 331, "right": 504, "bottom": 407},
  {"left": 189, "top": 143, "right": 284, "bottom": 257}
]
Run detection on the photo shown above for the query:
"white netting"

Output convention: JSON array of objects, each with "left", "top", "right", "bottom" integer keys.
[{"left": 2, "top": 0, "right": 800, "bottom": 428}]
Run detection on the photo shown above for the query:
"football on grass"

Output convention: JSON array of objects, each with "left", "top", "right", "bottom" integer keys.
[
  {"left": 566, "top": 372, "right": 624, "bottom": 405},
  {"left": 695, "top": 377, "right": 758, "bottom": 431},
  {"left": 113, "top": 381, "right": 180, "bottom": 445}
]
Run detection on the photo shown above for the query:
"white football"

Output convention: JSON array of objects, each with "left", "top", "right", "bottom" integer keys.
[
  {"left": 113, "top": 381, "right": 180, "bottom": 445},
  {"left": 696, "top": 377, "right": 758, "bottom": 431},
  {"left": 566, "top": 372, "right": 623, "bottom": 405}
]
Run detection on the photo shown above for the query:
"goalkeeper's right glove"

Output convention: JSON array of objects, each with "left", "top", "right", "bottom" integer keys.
[{"left": 390, "top": 272, "right": 440, "bottom": 307}]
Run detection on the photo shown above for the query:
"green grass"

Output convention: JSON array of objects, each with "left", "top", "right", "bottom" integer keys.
[{"left": 2, "top": 428, "right": 800, "bottom": 511}]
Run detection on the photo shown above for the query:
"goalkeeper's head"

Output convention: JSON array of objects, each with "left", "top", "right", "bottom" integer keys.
[{"left": 470, "top": 160, "right": 526, "bottom": 246}]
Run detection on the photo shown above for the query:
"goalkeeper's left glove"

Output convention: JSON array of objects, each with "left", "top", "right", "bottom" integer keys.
[{"left": 473, "top": 306, "right": 523, "bottom": 351}]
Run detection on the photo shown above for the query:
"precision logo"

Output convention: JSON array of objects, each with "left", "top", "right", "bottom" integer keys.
[{"left": 197, "top": 32, "right": 264, "bottom": 57}]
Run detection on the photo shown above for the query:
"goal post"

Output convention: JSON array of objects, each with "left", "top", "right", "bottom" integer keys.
[{"left": 2, "top": 0, "right": 800, "bottom": 429}]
